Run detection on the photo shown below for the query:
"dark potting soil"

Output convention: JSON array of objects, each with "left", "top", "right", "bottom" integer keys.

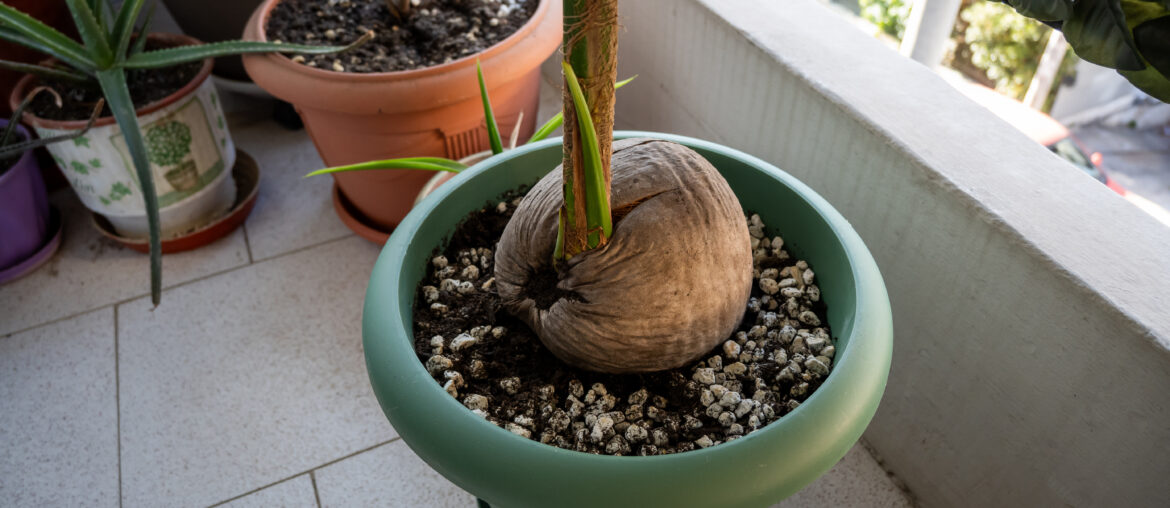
[
  {"left": 27, "top": 43, "right": 202, "bottom": 122},
  {"left": 266, "top": 0, "right": 536, "bottom": 73},
  {"left": 412, "top": 190, "right": 840, "bottom": 456}
]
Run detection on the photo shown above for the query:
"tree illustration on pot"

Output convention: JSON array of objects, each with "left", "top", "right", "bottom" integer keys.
[{"left": 145, "top": 120, "right": 197, "bottom": 192}]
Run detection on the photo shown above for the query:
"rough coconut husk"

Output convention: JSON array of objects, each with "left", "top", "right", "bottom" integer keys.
[{"left": 494, "top": 138, "right": 753, "bottom": 373}]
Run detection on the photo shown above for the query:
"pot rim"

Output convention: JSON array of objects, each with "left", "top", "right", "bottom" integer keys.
[
  {"left": 246, "top": 0, "right": 554, "bottom": 82},
  {"left": 364, "top": 130, "right": 894, "bottom": 506},
  {"left": 0, "top": 120, "right": 35, "bottom": 187},
  {"left": 8, "top": 32, "right": 214, "bottom": 130}
]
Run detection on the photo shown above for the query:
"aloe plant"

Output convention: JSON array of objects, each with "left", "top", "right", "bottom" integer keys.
[
  {"left": 995, "top": 0, "right": 1169, "bottom": 102},
  {"left": 0, "top": 0, "right": 367, "bottom": 305}
]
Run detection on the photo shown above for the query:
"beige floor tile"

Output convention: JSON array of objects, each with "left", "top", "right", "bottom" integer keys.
[
  {"left": 117, "top": 236, "right": 394, "bottom": 507},
  {"left": 229, "top": 114, "right": 353, "bottom": 262},
  {"left": 0, "top": 191, "right": 249, "bottom": 336},
  {"left": 774, "top": 444, "right": 912, "bottom": 508},
  {"left": 218, "top": 474, "right": 318, "bottom": 508},
  {"left": 313, "top": 440, "right": 475, "bottom": 508},
  {"left": 0, "top": 309, "right": 118, "bottom": 507}
]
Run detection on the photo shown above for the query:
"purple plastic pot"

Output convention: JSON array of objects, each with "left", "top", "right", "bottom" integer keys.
[{"left": 0, "top": 120, "right": 51, "bottom": 273}]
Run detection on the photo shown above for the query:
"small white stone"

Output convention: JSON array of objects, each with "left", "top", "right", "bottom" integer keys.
[
  {"left": 590, "top": 416, "right": 615, "bottom": 443},
  {"left": 489, "top": 17, "right": 499, "bottom": 26},
  {"left": 719, "top": 391, "right": 742, "bottom": 408},
  {"left": 440, "top": 278, "right": 459, "bottom": 292},
  {"left": 436, "top": 266, "right": 456, "bottom": 279},
  {"left": 759, "top": 278, "right": 779, "bottom": 295},
  {"left": 806, "top": 336, "right": 827, "bottom": 353},
  {"left": 802, "top": 268, "right": 815, "bottom": 286},
  {"left": 291, "top": 55, "right": 306, "bottom": 64},
  {"left": 471, "top": 409, "right": 488, "bottom": 418},
  {"left": 425, "top": 355, "right": 452, "bottom": 374},
  {"left": 760, "top": 268, "right": 779, "bottom": 280},
  {"left": 463, "top": 394, "right": 488, "bottom": 411},
  {"left": 652, "top": 428, "right": 670, "bottom": 447},
  {"left": 444, "top": 370, "right": 465, "bottom": 388},
  {"left": 749, "top": 214, "right": 763, "bottom": 227},
  {"left": 790, "top": 382, "right": 809, "bottom": 397},
  {"left": 747, "top": 325, "right": 767, "bottom": 339},
  {"left": 429, "top": 335, "right": 445, "bottom": 347},
  {"left": 821, "top": 345, "right": 836, "bottom": 358},
  {"left": 469, "top": 326, "right": 490, "bottom": 339},
  {"left": 707, "top": 355, "right": 723, "bottom": 371},
  {"left": 442, "top": 380, "right": 459, "bottom": 398},
  {"left": 724, "top": 362, "right": 747, "bottom": 376},
  {"left": 798, "top": 310, "right": 821, "bottom": 326},
  {"left": 706, "top": 403, "right": 723, "bottom": 418},
  {"left": 722, "top": 340, "right": 741, "bottom": 358},
  {"left": 450, "top": 333, "right": 477, "bottom": 352},
  {"left": 710, "top": 384, "right": 728, "bottom": 399},
  {"left": 513, "top": 415, "right": 534, "bottom": 428},
  {"left": 461, "top": 265, "right": 480, "bottom": 280},
  {"left": 734, "top": 399, "right": 755, "bottom": 418},
  {"left": 505, "top": 422, "right": 531, "bottom": 438},
  {"left": 499, "top": 376, "right": 521, "bottom": 395},
  {"left": 625, "top": 424, "right": 648, "bottom": 442},
  {"left": 695, "top": 435, "right": 715, "bottom": 448},
  {"left": 432, "top": 256, "right": 449, "bottom": 268},
  {"left": 481, "top": 277, "right": 496, "bottom": 291},
  {"left": 750, "top": 237, "right": 760, "bottom": 249},
  {"left": 700, "top": 389, "right": 715, "bottom": 406},
  {"left": 771, "top": 236, "right": 784, "bottom": 251},
  {"left": 423, "top": 286, "right": 439, "bottom": 303},
  {"left": 780, "top": 287, "right": 803, "bottom": 298},
  {"left": 806, "top": 285, "right": 821, "bottom": 302},
  {"left": 457, "top": 281, "right": 475, "bottom": 294},
  {"left": 778, "top": 277, "right": 797, "bottom": 288},
  {"left": 491, "top": 326, "right": 507, "bottom": 338},
  {"left": 760, "top": 312, "right": 780, "bottom": 328},
  {"left": 331, "top": 60, "right": 344, "bottom": 72},
  {"left": 693, "top": 368, "right": 716, "bottom": 385},
  {"left": 748, "top": 224, "right": 764, "bottom": 239}
]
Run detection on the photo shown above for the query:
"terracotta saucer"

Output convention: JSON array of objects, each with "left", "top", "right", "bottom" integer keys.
[
  {"left": 0, "top": 206, "right": 63, "bottom": 285},
  {"left": 332, "top": 182, "right": 391, "bottom": 245},
  {"left": 92, "top": 150, "right": 260, "bottom": 254}
]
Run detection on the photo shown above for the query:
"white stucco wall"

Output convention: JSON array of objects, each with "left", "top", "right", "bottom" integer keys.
[{"left": 579, "top": 0, "right": 1170, "bottom": 506}]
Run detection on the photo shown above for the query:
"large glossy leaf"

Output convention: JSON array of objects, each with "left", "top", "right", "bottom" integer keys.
[
  {"left": 1062, "top": 0, "right": 1144, "bottom": 71},
  {"left": 124, "top": 34, "right": 371, "bottom": 69},
  {"left": 476, "top": 61, "right": 504, "bottom": 155},
  {"left": 96, "top": 68, "right": 162, "bottom": 305},
  {"left": 65, "top": 0, "right": 114, "bottom": 67},
  {"left": 0, "top": 4, "right": 94, "bottom": 71},
  {"left": 110, "top": 0, "right": 145, "bottom": 59},
  {"left": 999, "top": 0, "right": 1073, "bottom": 21},
  {"left": 1127, "top": 2, "right": 1170, "bottom": 77}
]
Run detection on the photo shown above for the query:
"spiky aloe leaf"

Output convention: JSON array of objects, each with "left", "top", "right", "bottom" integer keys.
[
  {"left": 476, "top": 60, "right": 504, "bottom": 155},
  {"left": 304, "top": 157, "right": 468, "bottom": 177},
  {"left": 124, "top": 32, "right": 373, "bottom": 69},
  {"left": 65, "top": 0, "right": 114, "bottom": 68},
  {"left": 0, "top": 5, "right": 95, "bottom": 71},
  {"left": 0, "top": 59, "right": 89, "bottom": 83},
  {"left": 111, "top": 0, "right": 146, "bottom": 59},
  {"left": 95, "top": 68, "right": 162, "bottom": 305}
]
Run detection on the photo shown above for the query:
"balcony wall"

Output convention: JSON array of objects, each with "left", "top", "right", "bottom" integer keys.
[{"left": 552, "top": 0, "right": 1170, "bottom": 505}]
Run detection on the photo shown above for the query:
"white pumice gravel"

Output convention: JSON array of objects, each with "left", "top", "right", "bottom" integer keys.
[{"left": 417, "top": 203, "right": 836, "bottom": 456}]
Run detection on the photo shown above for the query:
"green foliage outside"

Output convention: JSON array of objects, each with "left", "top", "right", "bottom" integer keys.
[
  {"left": 961, "top": 1, "right": 1078, "bottom": 101},
  {"left": 859, "top": 0, "right": 911, "bottom": 39},
  {"left": 145, "top": 121, "right": 192, "bottom": 167}
]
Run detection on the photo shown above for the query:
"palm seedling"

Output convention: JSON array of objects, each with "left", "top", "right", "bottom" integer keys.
[{"left": 0, "top": 0, "right": 368, "bottom": 304}]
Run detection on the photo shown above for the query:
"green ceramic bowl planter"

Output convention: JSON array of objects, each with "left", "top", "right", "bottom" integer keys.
[{"left": 363, "top": 131, "right": 893, "bottom": 507}]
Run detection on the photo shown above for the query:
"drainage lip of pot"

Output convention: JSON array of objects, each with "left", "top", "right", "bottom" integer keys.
[
  {"left": 91, "top": 150, "right": 260, "bottom": 254},
  {"left": 0, "top": 206, "right": 62, "bottom": 285},
  {"left": 333, "top": 151, "right": 497, "bottom": 245},
  {"left": 364, "top": 131, "right": 894, "bottom": 508}
]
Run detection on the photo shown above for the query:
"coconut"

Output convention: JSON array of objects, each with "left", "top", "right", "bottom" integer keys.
[{"left": 494, "top": 138, "right": 752, "bottom": 373}]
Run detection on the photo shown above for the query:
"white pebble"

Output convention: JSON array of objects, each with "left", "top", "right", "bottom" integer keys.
[
  {"left": 480, "top": 277, "right": 496, "bottom": 291},
  {"left": 450, "top": 333, "right": 477, "bottom": 352},
  {"left": 423, "top": 286, "right": 439, "bottom": 302},
  {"left": 700, "top": 389, "right": 715, "bottom": 406},
  {"left": 722, "top": 340, "right": 741, "bottom": 358},
  {"left": 710, "top": 384, "right": 728, "bottom": 399},
  {"left": 693, "top": 368, "right": 716, "bottom": 385},
  {"left": 802, "top": 268, "right": 815, "bottom": 286},
  {"left": 463, "top": 394, "right": 488, "bottom": 411},
  {"left": 429, "top": 335, "right": 444, "bottom": 347},
  {"left": 499, "top": 376, "right": 521, "bottom": 395},
  {"left": 491, "top": 326, "right": 507, "bottom": 338},
  {"left": 771, "top": 236, "right": 784, "bottom": 251},
  {"left": 759, "top": 278, "right": 779, "bottom": 295},
  {"left": 461, "top": 265, "right": 480, "bottom": 280},
  {"left": 734, "top": 399, "right": 755, "bottom": 418},
  {"left": 505, "top": 422, "right": 531, "bottom": 438},
  {"left": 457, "top": 281, "right": 476, "bottom": 294},
  {"left": 332, "top": 60, "right": 344, "bottom": 72},
  {"left": 798, "top": 310, "right": 821, "bottom": 326},
  {"left": 444, "top": 370, "right": 465, "bottom": 388},
  {"left": 425, "top": 355, "right": 452, "bottom": 374},
  {"left": 625, "top": 424, "right": 648, "bottom": 442},
  {"left": 440, "top": 278, "right": 459, "bottom": 292},
  {"left": 806, "top": 285, "right": 821, "bottom": 302},
  {"left": 780, "top": 287, "right": 803, "bottom": 298},
  {"left": 432, "top": 256, "right": 449, "bottom": 268},
  {"left": 430, "top": 302, "right": 448, "bottom": 313},
  {"left": 719, "top": 391, "right": 742, "bottom": 408},
  {"left": 695, "top": 435, "right": 715, "bottom": 448},
  {"left": 724, "top": 362, "right": 747, "bottom": 376},
  {"left": 442, "top": 380, "right": 459, "bottom": 398}
]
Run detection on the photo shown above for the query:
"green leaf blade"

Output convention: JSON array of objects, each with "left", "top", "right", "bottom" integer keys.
[
  {"left": 304, "top": 157, "right": 467, "bottom": 178},
  {"left": 95, "top": 68, "right": 162, "bottom": 305},
  {"left": 562, "top": 60, "right": 611, "bottom": 248},
  {"left": 1062, "top": 0, "right": 1144, "bottom": 71},
  {"left": 111, "top": 0, "right": 146, "bottom": 59},
  {"left": 0, "top": 5, "right": 95, "bottom": 71},
  {"left": 65, "top": 0, "right": 114, "bottom": 67},
  {"left": 124, "top": 36, "right": 370, "bottom": 69},
  {"left": 476, "top": 60, "right": 504, "bottom": 155}
]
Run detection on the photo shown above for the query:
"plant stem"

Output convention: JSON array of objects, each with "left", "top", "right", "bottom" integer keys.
[{"left": 558, "top": 0, "right": 618, "bottom": 260}]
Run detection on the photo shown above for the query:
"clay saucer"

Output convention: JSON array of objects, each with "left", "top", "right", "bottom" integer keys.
[{"left": 92, "top": 150, "right": 260, "bottom": 254}]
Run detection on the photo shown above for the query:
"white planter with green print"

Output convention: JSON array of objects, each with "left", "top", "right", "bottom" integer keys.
[{"left": 34, "top": 77, "right": 236, "bottom": 239}]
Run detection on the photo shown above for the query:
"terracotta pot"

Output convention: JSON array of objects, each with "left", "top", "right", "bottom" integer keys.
[
  {"left": 10, "top": 33, "right": 239, "bottom": 240},
  {"left": 242, "top": 0, "right": 561, "bottom": 237}
]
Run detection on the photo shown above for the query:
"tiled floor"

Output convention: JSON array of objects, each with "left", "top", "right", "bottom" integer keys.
[{"left": 0, "top": 74, "right": 913, "bottom": 507}]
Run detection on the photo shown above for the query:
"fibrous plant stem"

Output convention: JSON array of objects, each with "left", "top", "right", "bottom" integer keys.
[{"left": 557, "top": 0, "right": 618, "bottom": 261}]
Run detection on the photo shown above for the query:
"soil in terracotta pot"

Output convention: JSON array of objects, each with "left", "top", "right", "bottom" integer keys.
[
  {"left": 266, "top": 0, "right": 536, "bottom": 73},
  {"left": 27, "top": 42, "right": 202, "bottom": 121},
  {"left": 413, "top": 190, "right": 839, "bottom": 456}
]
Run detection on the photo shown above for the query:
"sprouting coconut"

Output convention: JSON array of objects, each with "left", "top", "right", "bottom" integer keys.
[
  {"left": 493, "top": 0, "right": 752, "bottom": 373},
  {"left": 494, "top": 138, "right": 752, "bottom": 373}
]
